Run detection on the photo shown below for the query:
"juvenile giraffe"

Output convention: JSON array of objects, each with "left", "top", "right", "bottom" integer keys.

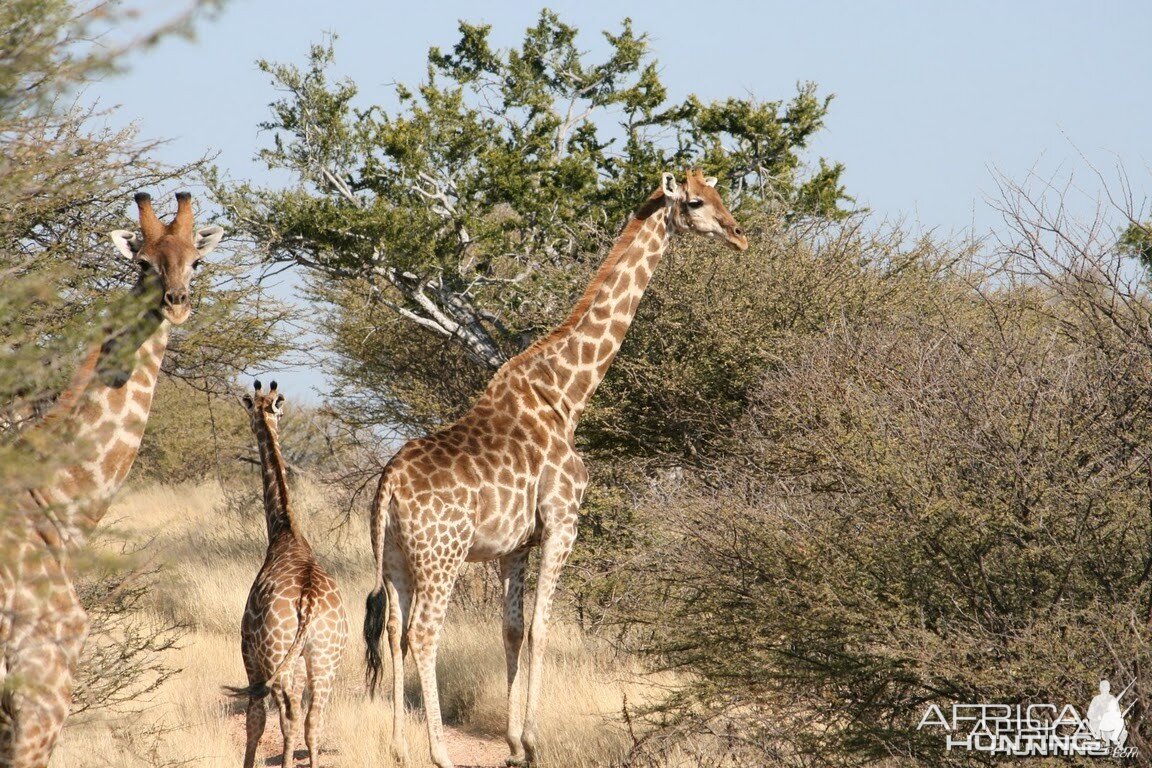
[
  {"left": 364, "top": 170, "right": 748, "bottom": 768},
  {"left": 0, "top": 192, "right": 223, "bottom": 767},
  {"left": 227, "top": 381, "right": 347, "bottom": 768}
]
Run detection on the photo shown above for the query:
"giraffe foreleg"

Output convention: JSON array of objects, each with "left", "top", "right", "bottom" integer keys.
[
  {"left": 499, "top": 550, "right": 529, "bottom": 767},
  {"left": 521, "top": 521, "right": 577, "bottom": 766}
]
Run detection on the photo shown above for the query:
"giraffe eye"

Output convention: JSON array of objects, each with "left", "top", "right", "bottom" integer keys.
[{"left": 688, "top": 199, "right": 705, "bottom": 209}]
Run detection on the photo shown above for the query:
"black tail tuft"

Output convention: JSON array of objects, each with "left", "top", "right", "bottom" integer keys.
[
  {"left": 223, "top": 681, "right": 270, "bottom": 700},
  {"left": 364, "top": 587, "right": 387, "bottom": 698}
]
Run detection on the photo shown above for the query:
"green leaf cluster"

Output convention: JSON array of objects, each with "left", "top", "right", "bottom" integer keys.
[
  {"left": 622, "top": 222, "right": 1152, "bottom": 765},
  {"left": 212, "top": 10, "right": 851, "bottom": 439}
]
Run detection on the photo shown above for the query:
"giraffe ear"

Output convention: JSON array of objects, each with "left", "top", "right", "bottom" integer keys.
[
  {"left": 241, "top": 395, "right": 254, "bottom": 411},
  {"left": 703, "top": 176, "right": 718, "bottom": 188},
  {"left": 109, "top": 230, "right": 142, "bottom": 259},
  {"left": 661, "top": 172, "right": 682, "bottom": 200},
  {"left": 194, "top": 225, "right": 224, "bottom": 257}
]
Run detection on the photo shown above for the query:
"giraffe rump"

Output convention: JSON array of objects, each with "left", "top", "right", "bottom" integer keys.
[{"left": 223, "top": 564, "right": 320, "bottom": 701}]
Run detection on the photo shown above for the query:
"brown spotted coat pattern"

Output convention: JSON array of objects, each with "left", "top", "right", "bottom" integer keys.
[
  {"left": 0, "top": 193, "right": 222, "bottom": 768},
  {"left": 364, "top": 171, "right": 748, "bottom": 768},
  {"left": 231, "top": 381, "right": 347, "bottom": 768}
]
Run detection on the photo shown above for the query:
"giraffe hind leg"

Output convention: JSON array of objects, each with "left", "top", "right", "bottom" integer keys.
[
  {"left": 408, "top": 549, "right": 466, "bottom": 768},
  {"left": 242, "top": 694, "right": 267, "bottom": 768},
  {"left": 303, "top": 650, "right": 337, "bottom": 768},
  {"left": 384, "top": 549, "right": 412, "bottom": 764},
  {"left": 273, "top": 684, "right": 294, "bottom": 767},
  {"left": 277, "top": 662, "right": 304, "bottom": 767}
]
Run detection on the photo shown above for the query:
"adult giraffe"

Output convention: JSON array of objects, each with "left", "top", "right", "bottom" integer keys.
[
  {"left": 364, "top": 170, "right": 747, "bottom": 768},
  {"left": 0, "top": 192, "right": 222, "bottom": 767}
]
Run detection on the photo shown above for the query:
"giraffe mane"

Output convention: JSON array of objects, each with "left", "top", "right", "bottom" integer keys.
[
  {"left": 517, "top": 187, "right": 667, "bottom": 361},
  {"left": 251, "top": 386, "right": 301, "bottom": 540}
]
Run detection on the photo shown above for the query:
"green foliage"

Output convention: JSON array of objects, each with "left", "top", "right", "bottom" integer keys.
[
  {"left": 71, "top": 558, "right": 183, "bottom": 716},
  {"left": 622, "top": 204, "right": 1152, "bottom": 766},
  {"left": 568, "top": 217, "right": 951, "bottom": 627},
  {"left": 134, "top": 376, "right": 340, "bottom": 483},
  {"left": 133, "top": 377, "right": 247, "bottom": 483},
  {"left": 585, "top": 214, "right": 940, "bottom": 467},
  {"left": 310, "top": 276, "right": 493, "bottom": 434},
  {"left": 0, "top": 0, "right": 287, "bottom": 737},
  {"left": 1120, "top": 220, "right": 1152, "bottom": 268},
  {"left": 211, "top": 10, "right": 850, "bottom": 440}
]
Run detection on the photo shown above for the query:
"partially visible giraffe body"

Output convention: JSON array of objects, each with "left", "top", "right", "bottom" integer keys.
[
  {"left": 364, "top": 170, "right": 748, "bottom": 768},
  {"left": 228, "top": 381, "right": 347, "bottom": 768},
  {"left": 0, "top": 193, "right": 223, "bottom": 767}
]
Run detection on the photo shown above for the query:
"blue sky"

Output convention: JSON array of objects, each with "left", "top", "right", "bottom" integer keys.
[{"left": 88, "top": 1, "right": 1151, "bottom": 396}]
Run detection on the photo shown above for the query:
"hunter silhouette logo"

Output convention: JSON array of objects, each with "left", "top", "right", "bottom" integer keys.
[
  {"left": 1087, "top": 680, "right": 1132, "bottom": 748},
  {"left": 917, "top": 677, "right": 1138, "bottom": 758}
]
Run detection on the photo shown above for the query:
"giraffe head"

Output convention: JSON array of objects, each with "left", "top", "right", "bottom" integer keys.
[
  {"left": 662, "top": 169, "right": 748, "bottom": 252},
  {"left": 241, "top": 379, "right": 286, "bottom": 434},
  {"left": 108, "top": 191, "right": 224, "bottom": 325}
]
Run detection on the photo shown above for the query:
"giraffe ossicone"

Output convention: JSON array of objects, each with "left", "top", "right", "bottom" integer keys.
[
  {"left": 364, "top": 169, "right": 747, "bottom": 768},
  {"left": 0, "top": 192, "right": 221, "bottom": 768},
  {"left": 228, "top": 380, "right": 348, "bottom": 768}
]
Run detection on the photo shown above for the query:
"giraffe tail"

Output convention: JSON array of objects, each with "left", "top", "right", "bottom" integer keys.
[
  {"left": 364, "top": 473, "right": 394, "bottom": 699},
  {"left": 223, "top": 565, "right": 320, "bottom": 701}
]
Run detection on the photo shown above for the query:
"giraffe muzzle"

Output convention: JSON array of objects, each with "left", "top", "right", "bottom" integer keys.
[
  {"left": 161, "top": 295, "right": 192, "bottom": 324},
  {"left": 727, "top": 226, "right": 749, "bottom": 252},
  {"left": 164, "top": 289, "right": 189, "bottom": 307}
]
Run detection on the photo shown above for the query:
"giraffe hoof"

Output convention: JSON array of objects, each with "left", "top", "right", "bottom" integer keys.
[{"left": 505, "top": 758, "right": 529, "bottom": 767}]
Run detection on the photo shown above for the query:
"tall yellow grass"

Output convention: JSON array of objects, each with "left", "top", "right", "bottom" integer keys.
[{"left": 49, "top": 478, "right": 657, "bottom": 767}]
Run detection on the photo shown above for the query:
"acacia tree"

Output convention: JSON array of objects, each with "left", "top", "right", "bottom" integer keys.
[
  {"left": 1, "top": 3, "right": 294, "bottom": 745},
  {"left": 6, "top": 0, "right": 295, "bottom": 387},
  {"left": 211, "top": 10, "right": 849, "bottom": 440},
  {"left": 3, "top": 0, "right": 295, "bottom": 456}
]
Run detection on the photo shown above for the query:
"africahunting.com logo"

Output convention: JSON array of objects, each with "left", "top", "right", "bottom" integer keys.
[{"left": 917, "top": 679, "right": 1137, "bottom": 758}]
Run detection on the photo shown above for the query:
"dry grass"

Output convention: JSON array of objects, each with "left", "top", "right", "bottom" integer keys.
[{"left": 49, "top": 477, "right": 659, "bottom": 767}]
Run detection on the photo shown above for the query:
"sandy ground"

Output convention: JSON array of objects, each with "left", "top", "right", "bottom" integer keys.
[
  {"left": 442, "top": 725, "right": 512, "bottom": 768},
  {"left": 50, "top": 482, "right": 642, "bottom": 768},
  {"left": 227, "top": 709, "right": 510, "bottom": 767}
]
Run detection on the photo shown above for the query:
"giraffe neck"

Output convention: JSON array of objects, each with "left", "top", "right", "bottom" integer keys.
[
  {"left": 252, "top": 415, "right": 301, "bottom": 543},
  {"left": 30, "top": 312, "right": 169, "bottom": 544},
  {"left": 524, "top": 193, "right": 672, "bottom": 423}
]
